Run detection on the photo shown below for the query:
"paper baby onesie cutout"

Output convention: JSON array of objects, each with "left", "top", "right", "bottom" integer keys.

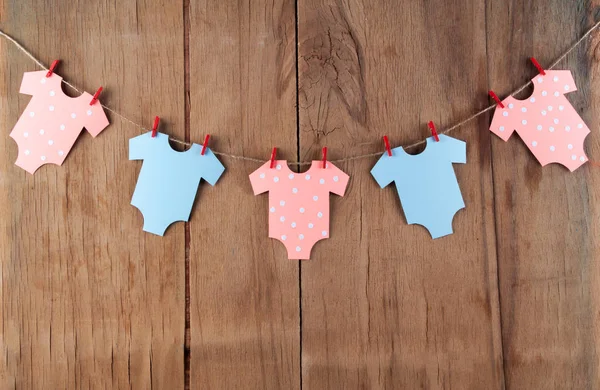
[
  {"left": 10, "top": 71, "right": 110, "bottom": 174},
  {"left": 130, "top": 132, "right": 225, "bottom": 236},
  {"left": 489, "top": 70, "right": 590, "bottom": 171},
  {"left": 371, "top": 135, "right": 466, "bottom": 239},
  {"left": 249, "top": 160, "right": 349, "bottom": 260}
]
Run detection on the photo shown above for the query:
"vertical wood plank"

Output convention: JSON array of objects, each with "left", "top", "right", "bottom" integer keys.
[
  {"left": 486, "top": 1, "right": 600, "bottom": 388},
  {"left": 297, "top": 0, "right": 504, "bottom": 388},
  {"left": 0, "top": 1, "right": 186, "bottom": 388},
  {"left": 187, "top": 1, "right": 300, "bottom": 388}
]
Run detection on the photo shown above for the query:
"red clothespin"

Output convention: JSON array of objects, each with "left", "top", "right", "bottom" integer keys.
[
  {"left": 530, "top": 57, "right": 546, "bottom": 76},
  {"left": 488, "top": 90, "right": 505, "bottom": 108},
  {"left": 383, "top": 135, "right": 392, "bottom": 156},
  {"left": 428, "top": 121, "right": 439, "bottom": 142},
  {"left": 270, "top": 147, "right": 277, "bottom": 168},
  {"left": 46, "top": 60, "right": 59, "bottom": 78},
  {"left": 322, "top": 147, "right": 328, "bottom": 168},
  {"left": 151, "top": 116, "right": 160, "bottom": 138},
  {"left": 90, "top": 87, "right": 103, "bottom": 106},
  {"left": 201, "top": 134, "right": 210, "bottom": 155}
]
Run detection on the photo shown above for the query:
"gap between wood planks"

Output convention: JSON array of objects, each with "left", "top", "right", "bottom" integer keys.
[{"left": 183, "top": 0, "right": 191, "bottom": 388}]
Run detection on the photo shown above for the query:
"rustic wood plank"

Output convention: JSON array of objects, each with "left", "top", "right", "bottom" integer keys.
[
  {"left": 0, "top": 1, "right": 186, "bottom": 388},
  {"left": 486, "top": 1, "right": 600, "bottom": 388},
  {"left": 187, "top": 1, "right": 300, "bottom": 388},
  {"left": 297, "top": 0, "right": 505, "bottom": 388}
]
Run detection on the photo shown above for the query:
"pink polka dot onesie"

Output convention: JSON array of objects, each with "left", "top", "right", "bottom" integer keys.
[{"left": 250, "top": 160, "right": 349, "bottom": 260}]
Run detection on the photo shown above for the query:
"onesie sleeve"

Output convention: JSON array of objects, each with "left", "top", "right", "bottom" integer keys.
[
  {"left": 198, "top": 148, "right": 225, "bottom": 186},
  {"left": 370, "top": 153, "right": 395, "bottom": 188},
  {"left": 489, "top": 102, "right": 516, "bottom": 142},
  {"left": 249, "top": 161, "right": 273, "bottom": 195},
  {"left": 325, "top": 163, "right": 349, "bottom": 196},
  {"left": 129, "top": 132, "right": 152, "bottom": 161},
  {"left": 83, "top": 98, "right": 110, "bottom": 137},
  {"left": 549, "top": 70, "right": 577, "bottom": 94},
  {"left": 20, "top": 70, "right": 47, "bottom": 96},
  {"left": 438, "top": 135, "right": 466, "bottom": 164}
]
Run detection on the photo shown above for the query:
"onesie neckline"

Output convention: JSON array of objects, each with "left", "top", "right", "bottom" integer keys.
[
  {"left": 277, "top": 160, "right": 320, "bottom": 176},
  {"left": 46, "top": 73, "right": 90, "bottom": 102}
]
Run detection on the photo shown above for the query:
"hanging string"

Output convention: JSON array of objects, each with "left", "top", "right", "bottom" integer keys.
[{"left": 1, "top": 20, "right": 599, "bottom": 166}]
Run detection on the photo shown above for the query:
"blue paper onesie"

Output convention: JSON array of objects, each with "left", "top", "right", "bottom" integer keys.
[
  {"left": 371, "top": 135, "right": 466, "bottom": 239},
  {"left": 129, "top": 131, "right": 225, "bottom": 235}
]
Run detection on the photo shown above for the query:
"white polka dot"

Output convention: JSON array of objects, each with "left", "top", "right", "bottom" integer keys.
[
  {"left": 317, "top": 212, "right": 323, "bottom": 218},
  {"left": 521, "top": 107, "right": 527, "bottom": 112},
  {"left": 541, "top": 110, "right": 547, "bottom": 116},
  {"left": 564, "top": 85, "right": 570, "bottom": 91},
  {"left": 58, "top": 150, "right": 64, "bottom": 156},
  {"left": 49, "top": 90, "right": 55, "bottom": 96},
  {"left": 553, "top": 91, "right": 559, "bottom": 97},
  {"left": 39, "top": 129, "right": 45, "bottom": 135},
  {"left": 291, "top": 222, "right": 297, "bottom": 228},
  {"left": 313, "top": 196, "right": 318, "bottom": 201},
  {"left": 550, "top": 146, "right": 555, "bottom": 152},
  {"left": 276, "top": 164, "right": 281, "bottom": 170},
  {"left": 23, "top": 132, "right": 28, "bottom": 138},
  {"left": 503, "top": 112, "right": 508, "bottom": 117},
  {"left": 48, "top": 140, "right": 54, "bottom": 145},
  {"left": 259, "top": 173, "right": 265, "bottom": 179},
  {"left": 542, "top": 91, "right": 547, "bottom": 96},
  {"left": 530, "top": 97, "right": 536, "bottom": 103},
  {"left": 499, "top": 126, "right": 505, "bottom": 132},
  {"left": 29, "top": 112, "right": 35, "bottom": 117},
  {"left": 559, "top": 106, "right": 564, "bottom": 111},
  {"left": 565, "top": 126, "right": 571, "bottom": 132},
  {"left": 308, "top": 223, "right": 314, "bottom": 229},
  {"left": 299, "top": 208, "right": 305, "bottom": 213},
  {"left": 60, "top": 124, "right": 65, "bottom": 130},
  {"left": 280, "top": 216, "right": 285, "bottom": 222},
  {"left": 40, "top": 78, "right": 46, "bottom": 84},
  {"left": 299, "top": 234, "right": 304, "bottom": 240},
  {"left": 280, "top": 200, "right": 285, "bottom": 206},
  {"left": 270, "top": 207, "right": 276, "bottom": 213},
  {"left": 292, "top": 188, "right": 298, "bottom": 194},
  {"left": 319, "top": 179, "right": 325, "bottom": 184},
  {"left": 296, "top": 246, "right": 301, "bottom": 252},
  {"left": 273, "top": 176, "right": 279, "bottom": 183},
  {"left": 508, "top": 103, "right": 514, "bottom": 109},
  {"left": 548, "top": 106, "right": 553, "bottom": 111},
  {"left": 281, "top": 235, "right": 287, "bottom": 241},
  {"left": 49, "top": 105, "right": 55, "bottom": 111},
  {"left": 521, "top": 120, "right": 527, "bottom": 125},
  {"left": 86, "top": 110, "right": 92, "bottom": 116},
  {"left": 537, "top": 77, "right": 543, "bottom": 83},
  {"left": 549, "top": 127, "right": 555, "bottom": 133},
  {"left": 580, "top": 156, "right": 585, "bottom": 162},
  {"left": 571, "top": 155, "right": 577, "bottom": 160},
  {"left": 288, "top": 173, "right": 294, "bottom": 179},
  {"left": 70, "top": 113, "right": 76, "bottom": 119},
  {"left": 537, "top": 125, "right": 542, "bottom": 131},
  {"left": 532, "top": 141, "right": 538, "bottom": 147},
  {"left": 333, "top": 176, "right": 339, "bottom": 182},
  {"left": 40, "top": 155, "right": 46, "bottom": 161},
  {"left": 568, "top": 144, "right": 573, "bottom": 150},
  {"left": 578, "top": 124, "right": 583, "bottom": 129},
  {"left": 24, "top": 150, "right": 30, "bottom": 155},
  {"left": 554, "top": 119, "right": 559, "bottom": 124},
  {"left": 553, "top": 76, "right": 559, "bottom": 82},
  {"left": 321, "top": 231, "right": 327, "bottom": 237},
  {"left": 305, "top": 175, "right": 311, "bottom": 180}
]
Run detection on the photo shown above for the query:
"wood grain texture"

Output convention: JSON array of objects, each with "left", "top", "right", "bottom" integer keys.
[
  {"left": 187, "top": 1, "right": 300, "bottom": 389},
  {"left": 487, "top": 1, "right": 600, "bottom": 388},
  {"left": 0, "top": 1, "right": 186, "bottom": 388},
  {"left": 297, "top": 0, "right": 504, "bottom": 388}
]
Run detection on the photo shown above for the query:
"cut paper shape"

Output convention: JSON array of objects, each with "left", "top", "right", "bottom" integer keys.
[
  {"left": 129, "top": 131, "right": 225, "bottom": 236},
  {"left": 10, "top": 70, "right": 109, "bottom": 174},
  {"left": 489, "top": 70, "right": 590, "bottom": 171},
  {"left": 249, "top": 160, "right": 349, "bottom": 260},
  {"left": 371, "top": 135, "right": 466, "bottom": 239}
]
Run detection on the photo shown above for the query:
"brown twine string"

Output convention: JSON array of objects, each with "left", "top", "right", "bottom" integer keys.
[{"left": 1, "top": 20, "right": 600, "bottom": 166}]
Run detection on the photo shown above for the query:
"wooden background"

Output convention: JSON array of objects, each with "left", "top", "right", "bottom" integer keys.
[{"left": 1, "top": 0, "right": 600, "bottom": 388}]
